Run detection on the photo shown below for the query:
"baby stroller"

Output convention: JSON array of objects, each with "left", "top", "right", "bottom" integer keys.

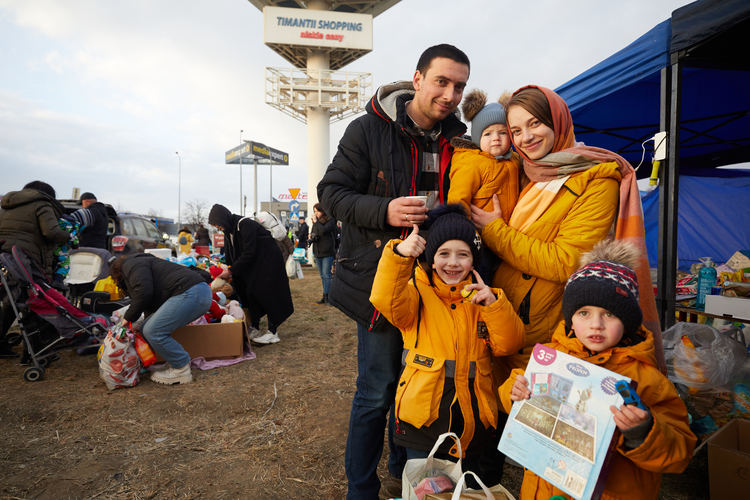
[
  {"left": 65, "top": 247, "right": 129, "bottom": 314},
  {"left": 0, "top": 246, "right": 109, "bottom": 381}
]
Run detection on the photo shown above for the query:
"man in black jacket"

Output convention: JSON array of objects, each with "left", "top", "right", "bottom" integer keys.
[
  {"left": 78, "top": 192, "right": 109, "bottom": 249},
  {"left": 317, "top": 44, "right": 469, "bottom": 500}
]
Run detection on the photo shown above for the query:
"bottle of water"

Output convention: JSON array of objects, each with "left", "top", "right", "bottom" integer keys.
[{"left": 695, "top": 257, "right": 717, "bottom": 310}]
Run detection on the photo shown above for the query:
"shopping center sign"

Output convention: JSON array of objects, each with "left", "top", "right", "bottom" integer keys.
[
  {"left": 225, "top": 140, "right": 289, "bottom": 165},
  {"left": 263, "top": 6, "right": 372, "bottom": 51}
]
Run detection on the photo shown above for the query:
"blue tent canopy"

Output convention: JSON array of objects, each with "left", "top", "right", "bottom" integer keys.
[
  {"left": 556, "top": 0, "right": 750, "bottom": 172},
  {"left": 553, "top": 0, "right": 750, "bottom": 327}
]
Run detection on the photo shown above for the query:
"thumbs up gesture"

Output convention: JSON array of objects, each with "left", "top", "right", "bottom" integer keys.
[{"left": 396, "top": 224, "right": 426, "bottom": 258}]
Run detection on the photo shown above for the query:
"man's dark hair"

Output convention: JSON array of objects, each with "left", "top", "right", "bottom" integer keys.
[
  {"left": 23, "top": 180, "right": 56, "bottom": 199},
  {"left": 416, "top": 44, "right": 470, "bottom": 75}
]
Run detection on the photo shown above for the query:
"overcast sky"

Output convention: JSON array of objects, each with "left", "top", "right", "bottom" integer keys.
[{"left": 0, "top": 0, "right": 691, "bottom": 220}]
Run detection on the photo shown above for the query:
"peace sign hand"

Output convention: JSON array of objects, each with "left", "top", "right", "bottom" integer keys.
[{"left": 396, "top": 224, "right": 425, "bottom": 258}]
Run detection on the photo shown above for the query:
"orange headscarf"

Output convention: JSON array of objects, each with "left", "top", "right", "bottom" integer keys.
[{"left": 508, "top": 85, "right": 665, "bottom": 372}]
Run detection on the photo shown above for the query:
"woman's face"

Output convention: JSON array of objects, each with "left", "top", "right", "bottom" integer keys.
[
  {"left": 314, "top": 208, "right": 323, "bottom": 219},
  {"left": 507, "top": 105, "right": 555, "bottom": 160}
]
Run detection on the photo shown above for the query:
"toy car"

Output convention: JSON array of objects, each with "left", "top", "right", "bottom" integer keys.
[{"left": 615, "top": 380, "right": 647, "bottom": 410}]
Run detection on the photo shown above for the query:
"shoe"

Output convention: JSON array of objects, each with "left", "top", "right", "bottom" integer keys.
[
  {"left": 252, "top": 331, "right": 280, "bottom": 344},
  {"left": 150, "top": 364, "right": 192, "bottom": 385},
  {"left": 315, "top": 293, "right": 328, "bottom": 304},
  {"left": 246, "top": 327, "right": 263, "bottom": 341}
]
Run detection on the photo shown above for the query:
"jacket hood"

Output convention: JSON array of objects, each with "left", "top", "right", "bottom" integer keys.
[
  {"left": 208, "top": 204, "right": 235, "bottom": 231},
  {"left": 1, "top": 188, "right": 62, "bottom": 212},
  {"left": 551, "top": 321, "right": 657, "bottom": 369},
  {"left": 370, "top": 81, "right": 415, "bottom": 122}
]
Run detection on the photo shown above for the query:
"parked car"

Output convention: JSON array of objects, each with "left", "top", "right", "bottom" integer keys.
[{"left": 59, "top": 200, "right": 174, "bottom": 256}]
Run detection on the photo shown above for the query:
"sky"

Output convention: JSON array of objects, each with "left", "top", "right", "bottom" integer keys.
[{"left": 0, "top": 0, "right": 693, "bottom": 221}]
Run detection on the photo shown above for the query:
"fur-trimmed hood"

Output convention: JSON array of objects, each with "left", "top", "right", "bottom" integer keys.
[{"left": 450, "top": 135, "right": 480, "bottom": 150}]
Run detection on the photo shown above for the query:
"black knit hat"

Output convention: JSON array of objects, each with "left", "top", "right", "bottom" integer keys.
[
  {"left": 423, "top": 204, "right": 481, "bottom": 267},
  {"left": 80, "top": 192, "right": 97, "bottom": 202},
  {"left": 562, "top": 240, "right": 642, "bottom": 337}
]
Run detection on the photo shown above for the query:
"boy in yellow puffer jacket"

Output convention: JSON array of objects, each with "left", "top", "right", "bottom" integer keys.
[
  {"left": 370, "top": 204, "right": 524, "bottom": 486},
  {"left": 448, "top": 89, "right": 520, "bottom": 282},
  {"left": 500, "top": 240, "right": 695, "bottom": 500}
]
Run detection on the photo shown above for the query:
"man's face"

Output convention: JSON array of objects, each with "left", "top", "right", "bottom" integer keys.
[
  {"left": 411, "top": 57, "right": 469, "bottom": 129},
  {"left": 81, "top": 198, "right": 95, "bottom": 209}
]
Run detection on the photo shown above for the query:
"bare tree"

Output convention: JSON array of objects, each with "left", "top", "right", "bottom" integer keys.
[
  {"left": 145, "top": 208, "right": 160, "bottom": 218},
  {"left": 183, "top": 199, "right": 208, "bottom": 227}
]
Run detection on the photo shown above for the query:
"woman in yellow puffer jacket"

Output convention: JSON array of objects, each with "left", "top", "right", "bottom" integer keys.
[
  {"left": 370, "top": 205, "right": 524, "bottom": 483},
  {"left": 472, "top": 86, "right": 661, "bottom": 383}
]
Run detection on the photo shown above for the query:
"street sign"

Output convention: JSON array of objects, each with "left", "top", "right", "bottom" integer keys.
[
  {"left": 288, "top": 188, "right": 300, "bottom": 200},
  {"left": 289, "top": 200, "right": 300, "bottom": 213},
  {"left": 289, "top": 212, "right": 299, "bottom": 223}
]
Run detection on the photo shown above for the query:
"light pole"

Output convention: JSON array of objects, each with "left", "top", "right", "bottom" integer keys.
[
  {"left": 175, "top": 151, "right": 181, "bottom": 227},
  {"left": 239, "top": 129, "right": 244, "bottom": 215}
]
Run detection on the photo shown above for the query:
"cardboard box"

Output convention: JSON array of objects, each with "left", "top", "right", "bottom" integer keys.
[
  {"left": 144, "top": 248, "right": 172, "bottom": 260},
  {"left": 708, "top": 419, "right": 750, "bottom": 500},
  {"left": 156, "top": 321, "right": 245, "bottom": 361},
  {"left": 705, "top": 295, "right": 750, "bottom": 322}
]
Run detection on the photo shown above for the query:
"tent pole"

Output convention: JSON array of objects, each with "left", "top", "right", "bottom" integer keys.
[{"left": 657, "top": 62, "right": 681, "bottom": 330}]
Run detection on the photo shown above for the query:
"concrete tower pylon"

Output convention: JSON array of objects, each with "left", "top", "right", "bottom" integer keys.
[{"left": 250, "top": 0, "right": 398, "bottom": 213}]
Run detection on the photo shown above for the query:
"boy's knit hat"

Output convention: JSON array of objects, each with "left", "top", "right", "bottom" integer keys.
[
  {"left": 562, "top": 240, "right": 643, "bottom": 337},
  {"left": 461, "top": 89, "right": 507, "bottom": 146},
  {"left": 423, "top": 204, "right": 481, "bottom": 267}
]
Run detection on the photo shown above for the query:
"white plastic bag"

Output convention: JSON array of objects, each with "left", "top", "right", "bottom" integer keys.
[
  {"left": 286, "top": 255, "right": 303, "bottom": 279},
  {"left": 402, "top": 432, "right": 463, "bottom": 500},
  {"left": 255, "top": 211, "right": 287, "bottom": 241},
  {"left": 98, "top": 325, "right": 141, "bottom": 390},
  {"left": 663, "top": 322, "right": 747, "bottom": 392}
]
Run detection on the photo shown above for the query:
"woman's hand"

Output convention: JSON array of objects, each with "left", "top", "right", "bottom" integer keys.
[
  {"left": 218, "top": 268, "right": 232, "bottom": 280},
  {"left": 395, "top": 225, "right": 425, "bottom": 258},
  {"left": 510, "top": 374, "right": 531, "bottom": 402},
  {"left": 471, "top": 194, "right": 503, "bottom": 231},
  {"left": 462, "top": 270, "right": 496, "bottom": 306},
  {"left": 609, "top": 404, "right": 650, "bottom": 432}
]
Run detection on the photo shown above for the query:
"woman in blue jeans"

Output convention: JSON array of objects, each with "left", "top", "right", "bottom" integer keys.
[
  {"left": 309, "top": 203, "right": 337, "bottom": 305},
  {"left": 110, "top": 253, "right": 211, "bottom": 385}
]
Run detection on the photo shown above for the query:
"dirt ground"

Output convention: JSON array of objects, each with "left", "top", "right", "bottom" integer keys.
[{"left": 0, "top": 272, "right": 709, "bottom": 499}]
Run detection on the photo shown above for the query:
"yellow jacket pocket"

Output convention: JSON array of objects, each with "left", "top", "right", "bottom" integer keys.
[{"left": 395, "top": 352, "right": 445, "bottom": 428}]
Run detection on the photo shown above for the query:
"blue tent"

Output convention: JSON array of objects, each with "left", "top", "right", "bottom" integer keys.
[
  {"left": 641, "top": 170, "right": 750, "bottom": 270},
  {"left": 554, "top": 0, "right": 750, "bottom": 327}
]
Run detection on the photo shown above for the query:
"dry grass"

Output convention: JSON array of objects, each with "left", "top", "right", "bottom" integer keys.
[{"left": 0, "top": 272, "right": 708, "bottom": 499}]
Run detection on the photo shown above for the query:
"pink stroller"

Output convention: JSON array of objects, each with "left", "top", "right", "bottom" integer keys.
[{"left": 0, "top": 246, "right": 108, "bottom": 381}]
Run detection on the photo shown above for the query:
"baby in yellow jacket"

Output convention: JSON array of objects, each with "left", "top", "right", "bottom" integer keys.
[
  {"left": 448, "top": 89, "right": 520, "bottom": 282},
  {"left": 500, "top": 241, "right": 695, "bottom": 500}
]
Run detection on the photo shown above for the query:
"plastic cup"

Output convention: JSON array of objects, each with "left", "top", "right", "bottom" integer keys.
[{"left": 405, "top": 195, "right": 427, "bottom": 206}]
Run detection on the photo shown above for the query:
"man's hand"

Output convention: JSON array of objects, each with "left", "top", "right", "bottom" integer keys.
[
  {"left": 471, "top": 194, "right": 502, "bottom": 231},
  {"left": 396, "top": 225, "right": 426, "bottom": 258},
  {"left": 387, "top": 197, "right": 428, "bottom": 227},
  {"left": 462, "top": 270, "right": 496, "bottom": 306}
]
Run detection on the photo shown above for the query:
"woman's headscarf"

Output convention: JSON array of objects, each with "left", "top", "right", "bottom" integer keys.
[{"left": 508, "top": 85, "right": 665, "bottom": 371}]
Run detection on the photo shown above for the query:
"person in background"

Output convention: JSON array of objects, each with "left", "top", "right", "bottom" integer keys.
[
  {"left": 295, "top": 218, "right": 308, "bottom": 250},
  {"left": 0, "top": 180, "right": 70, "bottom": 357},
  {"left": 318, "top": 43, "right": 470, "bottom": 499},
  {"left": 110, "top": 253, "right": 211, "bottom": 385},
  {"left": 77, "top": 192, "right": 109, "bottom": 249},
  {"left": 501, "top": 240, "right": 695, "bottom": 499},
  {"left": 308, "top": 204, "right": 337, "bottom": 305},
  {"left": 208, "top": 204, "right": 293, "bottom": 345},
  {"left": 194, "top": 223, "right": 211, "bottom": 250},
  {"left": 177, "top": 227, "right": 194, "bottom": 256}
]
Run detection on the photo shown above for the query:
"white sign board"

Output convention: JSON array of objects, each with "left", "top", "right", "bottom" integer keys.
[{"left": 264, "top": 6, "right": 372, "bottom": 51}]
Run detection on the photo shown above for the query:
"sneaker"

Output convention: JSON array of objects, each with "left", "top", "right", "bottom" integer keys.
[
  {"left": 252, "top": 331, "right": 280, "bottom": 344},
  {"left": 150, "top": 364, "right": 192, "bottom": 385},
  {"left": 246, "top": 327, "right": 263, "bottom": 341}
]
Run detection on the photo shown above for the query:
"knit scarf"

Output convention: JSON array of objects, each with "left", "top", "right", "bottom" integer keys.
[{"left": 508, "top": 85, "right": 664, "bottom": 371}]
